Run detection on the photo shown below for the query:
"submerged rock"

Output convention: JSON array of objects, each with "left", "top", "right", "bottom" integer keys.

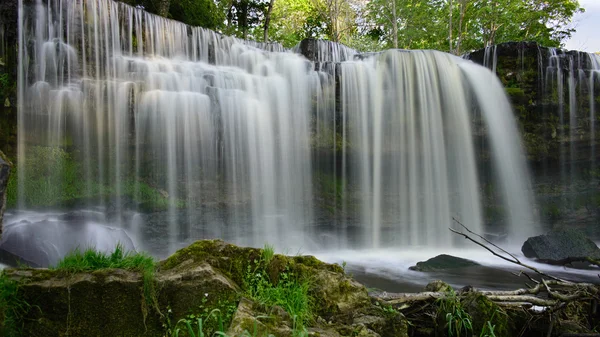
[
  {"left": 521, "top": 228, "right": 600, "bottom": 264},
  {"left": 409, "top": 254, "right": 480, "bottom": 272}
]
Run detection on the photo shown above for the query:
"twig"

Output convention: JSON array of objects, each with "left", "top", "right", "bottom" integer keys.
[
  {"left": 452, "top": 217, "right": 520, "bottom": 263},
  {"left": 448, "top": 225, "right": 570, "bottom": 283}
]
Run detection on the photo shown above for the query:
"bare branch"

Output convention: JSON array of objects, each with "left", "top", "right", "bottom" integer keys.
[
  {"left": 448, "top": 222, "right": 570, "bottom": 283},
  {"left": 452, "top": 217, "right": 519, "bottom": 262}
]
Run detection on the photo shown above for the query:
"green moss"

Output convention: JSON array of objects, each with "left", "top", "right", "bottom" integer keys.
[
  {"left": 462, "top": 293, "right": 509, "bottom": 337},
  {"left": 158, "top": 240, "right": 261, "bottom": 287}
]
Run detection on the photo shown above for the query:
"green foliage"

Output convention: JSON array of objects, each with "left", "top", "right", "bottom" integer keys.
[
  {"left": 479, "top": 313, "right": 497, "bottom": 337},
  {"left": 53, "top": 244, "right": 157, "bottom": 317},
  {"left": 364, "top": 0, "right": 583, "bottom": 53},
  {"left": 120, "top": 0, "right": 225, "bottom": 30},
  {"left": 436, "top": 290, "right": 473, "bottom": 337},
  {"left": 244, "top": 245, "right": 313, "bottom": 328},
  {"left": 169, "top": 0, "right": 224, "bottom": 29},
  {"left": 269, "top": 0, "right": 326, "bottom": 47},
  {"left": 53, "top": 244, "right": 155, "bottom": 273},
  {"left": 169, "top": 295, "right": 238, "bottom": 337},
  {"left": 0, "top": 272, "right": 30, "bottom": 337}
]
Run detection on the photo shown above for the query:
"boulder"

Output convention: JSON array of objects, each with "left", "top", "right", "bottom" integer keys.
[
  {"left": 7, "top": 268, "right": 161, "bottom": 337},
  {"left": 409, "top": 254, "right": 480, "bottom": 272},
  {"left": 521, "top": 229, "right": 600, "bottom": 264},
  {"left": 0, "top": 218, "right": 136, "bottom": 267},
  {"left": 0, "top": 152, "right": 9, "bottom": 239}
]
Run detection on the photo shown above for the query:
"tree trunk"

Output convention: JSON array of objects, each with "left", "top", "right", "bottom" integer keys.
[
  {"left": 391, "top": 0, "right": 398, "bottom": 48},
  {"left": 239, "top": 0, "right": 248, "bottom": 39},
  {"left": 263, "top": 0, "right": 276, "bottom": 43},
  {"left": 227, "top": 0, "right": 234, "bottom": 30},
  {"left": 448, "top": 0, "right": 453, "bottom": 53},
  {"left": 155, "top": 0, "right": 170, "bottom": 17},
  {"left": 456, "top": 0, "right": 467, "bottom": 54}
]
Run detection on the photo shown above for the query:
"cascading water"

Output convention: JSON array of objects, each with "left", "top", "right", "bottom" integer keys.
[
  {"left": 13, "top": 0, "right": 535, "bottom": 260},
  {"left": 475, "top": 43, "right": 599, "bottom": 233},
  {"left": 545, "top": 48, "right": 600, "bottom": 189}
]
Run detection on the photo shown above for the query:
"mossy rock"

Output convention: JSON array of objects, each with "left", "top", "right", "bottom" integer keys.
[
  {"left": 159, "top": 240, "right": 368, "bottom": 319},
  {"left": 461, "top": 292, "right": 509, "bottom": 337},
  {"left": 157, "top": 261, "right": 240, "bottom": 329},
  {"left": 424, "top": 280, "right": 452, "bottom": 293},
  {"left": 6, "top": 268, "right": 163, "bottom": 337},
  {"left": 409, "top": 255, "right": 480, "bottom": 272}
]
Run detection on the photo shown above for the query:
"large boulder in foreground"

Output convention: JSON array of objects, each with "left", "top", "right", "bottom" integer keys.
[
  {"left": 409, "top": 254, "right": 480, "bottom": 272},
  {"left": 521, "top": 229, "right": 600, "bottom": 264}
]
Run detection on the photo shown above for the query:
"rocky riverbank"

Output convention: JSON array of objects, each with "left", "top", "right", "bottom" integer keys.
[{"left": 1, "top": 239, "right": 598, "bottom": 337}]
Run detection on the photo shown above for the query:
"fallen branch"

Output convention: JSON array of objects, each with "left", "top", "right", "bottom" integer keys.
[{"left": 450, "top": 217, "right": 570, "bottom": 283}]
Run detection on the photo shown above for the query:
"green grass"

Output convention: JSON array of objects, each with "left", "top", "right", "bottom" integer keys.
[
  {"left": 0, "top": 271, "right": 30, "bottom": 337},
  {"left": 170, "top": 309, "right": 308, "bottom": 337},
  {"left": 244, "top": 245, "right": 313, "bottom": 329},
  {"left": 436, "top": 290, "right": 473, "bottom": 337},
  {"left": 53, "top": 244, "right": 154, "bottom": 273},
  {"left": 52, "top": 244, "right": 158, "bottom": 318}
]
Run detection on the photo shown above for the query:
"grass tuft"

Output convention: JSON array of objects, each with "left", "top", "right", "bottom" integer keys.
[
  {"left": 53, "top": 244, "right": 158, "bottom": 319},
  {"left": 244, "top": 245, "right": 313, "bottom": 328},
  {"left": 0, "top": 271, "right": 30, "bottom": 337}
]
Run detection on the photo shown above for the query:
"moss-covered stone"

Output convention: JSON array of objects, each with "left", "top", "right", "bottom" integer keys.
[
  {"left": 6, "top": 240, "right": 397, "bottom": 336},
  {"left": 7, "top": 268, "right": 162, "bottom": 337},
  {"left": 461, "top": 292, "right": 509, "bottom": 337},
  {"left": 409, "top": 255, "right": 480, "bottom": 272}
]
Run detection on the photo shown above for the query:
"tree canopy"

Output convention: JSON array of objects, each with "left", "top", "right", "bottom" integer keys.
[{"left": 125, "top": 0, "right": 585, "bottom": 53}]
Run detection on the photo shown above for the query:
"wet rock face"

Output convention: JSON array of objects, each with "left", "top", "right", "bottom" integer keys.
[
  {"left": 409, "top": 254, "right": 480, "bottom": 272},
  {"left": 0, "top": 152, "right": 9, "bottom": 239},
  {"left": 521, "top": 228, "right": 600, "bottom": 264}
]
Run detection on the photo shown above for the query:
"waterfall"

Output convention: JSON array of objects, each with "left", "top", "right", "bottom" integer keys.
[{"left": 17, "top": 0, "right": 535, "bottom": 253}]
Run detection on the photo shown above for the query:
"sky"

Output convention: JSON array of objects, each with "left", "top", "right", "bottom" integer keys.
[{"left": 565, "top": 0, "right": 600, "bottom": 52}]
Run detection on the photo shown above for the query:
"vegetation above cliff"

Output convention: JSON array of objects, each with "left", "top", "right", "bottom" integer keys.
[{"left": 117, "top": 0, "right": 584, "bottom": 53}]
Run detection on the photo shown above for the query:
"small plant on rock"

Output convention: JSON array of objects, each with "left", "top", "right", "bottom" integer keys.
[
  {"left": 436, "top": 289, "right": 473, "bottom": 337},
  {"left": 244, "top": 244, "right": 313, "bottom": 329}
]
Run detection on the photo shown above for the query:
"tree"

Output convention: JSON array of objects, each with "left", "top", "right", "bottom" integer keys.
[
  {"left": 364, "top": 0, "right": 582, "bottom": 53},
  {"left": 263, "top": 0, "right": 276, "bottom": 42},
  {"left": 269, "top": 0, "right": 328, "bottom": 47},
  {"left": 366, "top": 0, "right": 446, "bottom": 50},
  {"left": 170, "top": 0, "right": 225, "bottom": 30}
]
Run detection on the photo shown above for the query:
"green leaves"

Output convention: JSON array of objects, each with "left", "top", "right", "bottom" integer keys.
[{"left": 364, "top": 0, "right": 583, "bottom": 53}]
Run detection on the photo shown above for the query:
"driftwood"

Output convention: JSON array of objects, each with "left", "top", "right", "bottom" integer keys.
[{"left": 372, "top": 220, "right": 600, "bottom": 336}]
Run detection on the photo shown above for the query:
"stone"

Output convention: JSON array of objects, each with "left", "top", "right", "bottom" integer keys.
[
  {"left": 409, "top": 254, "right": 480, "bottom": 272},
  {"left": 424, "top": 280, "right": 452, "bottom": 293},
  {"left": 0, "top": 219, "right": 136, "bottom": 267},
  {"left": 8, "top": 268, "right": 161, "bottom": 336},
  {"left": 521, "top": 228, "right": 600, "bottom": 264},
  {"left": 227, "top": 298, "right": 293, "bottom": 337},
  {"left": 0, "top": 151, "right": 9, "bottom": 239},
  {"left": 157, "top": 261, "right": 240, "bottom": 321}
]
